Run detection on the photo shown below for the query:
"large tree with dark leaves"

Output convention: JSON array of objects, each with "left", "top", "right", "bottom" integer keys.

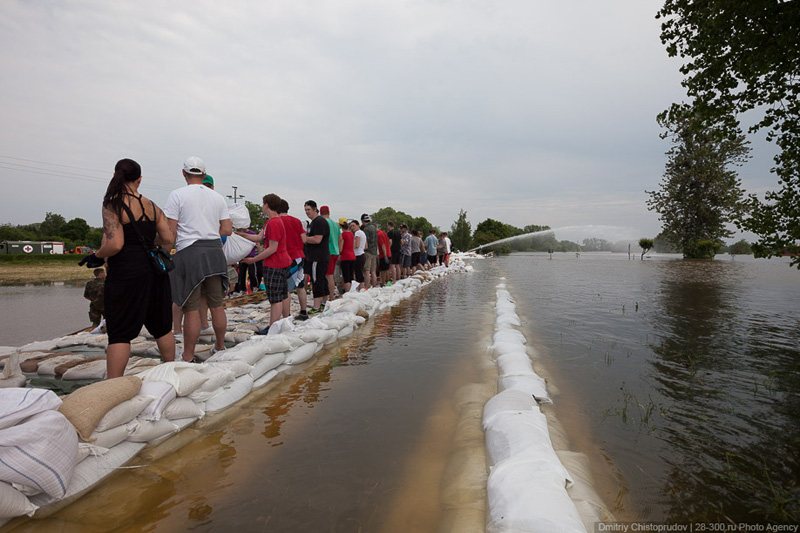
[{"left": 657, "top": 0, "right": 800, "bottom": 267}]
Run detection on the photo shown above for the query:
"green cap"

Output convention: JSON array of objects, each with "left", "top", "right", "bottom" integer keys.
[{"left": 202, "top": 174, "right": 214, "bottom": 187}]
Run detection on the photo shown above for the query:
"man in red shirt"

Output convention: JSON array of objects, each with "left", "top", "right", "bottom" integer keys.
[
  {"left": 239, "top": 194, "right": 292, "bottom": 328},
  {"left": 377, "top": 226, "right": 392, "bottom": 286},
  {"left": 278, "top": 199, "right": 309, "bottom": 321}
]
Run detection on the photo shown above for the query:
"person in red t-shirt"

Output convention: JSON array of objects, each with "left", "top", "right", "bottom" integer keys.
[
  {"left": 277, "top": 199, "right": 309, "bottom": 320},
  {"left": 338, "top": 217, "right": 356, "bottom": 293},
  {"left": 238, "top": 194, "right": 291, "bottom": 328},
  {"left": 377, "top": 227, "right": 392, "bottom": 286}
]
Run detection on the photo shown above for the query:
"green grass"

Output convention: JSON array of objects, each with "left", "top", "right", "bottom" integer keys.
[{"left": 0, "top": 254, "right": 85, "bottom": 265}]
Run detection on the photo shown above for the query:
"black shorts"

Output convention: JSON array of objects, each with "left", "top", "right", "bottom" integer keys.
[
  {"left": 427, "top": 254, "right": 437, "bottom": 264},
  {"left": 379, "top": 257, "right": 390, "bottom": 272},
  {"left": 340, "top": 260, "right": 356, "bottom": 283},
  {"left": 308, "top": 257, "right": 330, "bottom": 297},
  {"left": 263, "top": 266, "right": 288, "bottom": 304},
  {"left": 354, "top": 255, "right": 365, "bottom": 282},
  {"left": 411, "top": 252, "right": 421, "bottom": 266},
  {"left": 105, "top": 272, "right": 172, "bottom": 344},
  {"left": 390, "top": 252, "right": 401, "bottom": 265}
]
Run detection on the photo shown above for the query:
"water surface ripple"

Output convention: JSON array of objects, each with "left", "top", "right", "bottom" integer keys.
[{"left": 502, "top": 253, "right": 799, "bottom": 523}]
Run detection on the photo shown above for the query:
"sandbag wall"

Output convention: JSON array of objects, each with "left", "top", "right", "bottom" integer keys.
[
  {"left": 484, "top": 282, "right": 587, "bottom": 533},
  {"left": 0, "top": 259, "right": 474, "bottom": 523}
]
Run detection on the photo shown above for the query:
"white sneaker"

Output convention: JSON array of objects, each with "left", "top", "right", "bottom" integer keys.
[
  {"left": 174, "top": 333, "right": 183, "bottom": 343},
  {"left": 199, "top": 326, "right": 214, "bottom": 336}
]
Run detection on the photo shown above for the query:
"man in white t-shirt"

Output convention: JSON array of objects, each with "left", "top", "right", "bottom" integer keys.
[
  {"left": 443, "top": 231, "right": 452, "bottom": 267},
  {"left": 164, "top": 156, "right": 233, "bottom": 362}
]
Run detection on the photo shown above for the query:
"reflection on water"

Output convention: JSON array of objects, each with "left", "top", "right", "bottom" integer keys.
[
  {"left": 503, "top": 253, "right": 800, "bottom": 523},
  {"left": 12, "top": 266, "right": 494, "bottom": 532}
]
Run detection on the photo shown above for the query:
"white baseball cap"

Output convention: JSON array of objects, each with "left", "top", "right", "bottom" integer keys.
[{"left": 183, "top": 156, "right": 206, "bottom": 175}]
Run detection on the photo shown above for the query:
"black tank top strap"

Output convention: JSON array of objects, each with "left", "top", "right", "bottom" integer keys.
[{"left": 122, "top": 192, "right": 151, "bottom": 222}]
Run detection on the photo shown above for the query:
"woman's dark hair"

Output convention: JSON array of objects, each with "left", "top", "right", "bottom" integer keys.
[{"left": 103, "top": 158, "right": 141, "bottom": 218}]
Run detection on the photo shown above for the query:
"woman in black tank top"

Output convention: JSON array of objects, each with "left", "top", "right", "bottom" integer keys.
[{"left": 94, "top": 159, "right": 176, "bottom": 378}]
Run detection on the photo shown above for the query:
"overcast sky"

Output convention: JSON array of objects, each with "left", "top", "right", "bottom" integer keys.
[{"left": 0, "top": 1, "right": 775, "bottom": 243}]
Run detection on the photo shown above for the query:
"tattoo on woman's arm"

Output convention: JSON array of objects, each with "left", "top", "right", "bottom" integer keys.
[{"left": 103, "top": 209, "right": 119, "bottom": 240}]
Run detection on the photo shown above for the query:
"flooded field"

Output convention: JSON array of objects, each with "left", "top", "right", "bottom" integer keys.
[
  {"left": 5, "top": 263, "right": 498, "bottom": 532},
  {"left": 500, "top": 253, "right": 800, "bottom": 523},
  {"left": 0, "top": 283, "right": 89, "bottom": 345}
]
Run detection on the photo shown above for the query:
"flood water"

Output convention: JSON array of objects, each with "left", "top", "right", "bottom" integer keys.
[
  {"left": 500, "top": 252, "right": 800, "bottom": 523},
  {"left": 0, "top": 283, "right": 88, "bottom": 346},
  {"left": 8, "top": 264, "right": 497, "bottom": 532}
]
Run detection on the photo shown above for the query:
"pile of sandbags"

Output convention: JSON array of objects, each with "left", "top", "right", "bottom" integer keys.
[{"left": 484, "top": 282, "right": 585, "bottom": 533}]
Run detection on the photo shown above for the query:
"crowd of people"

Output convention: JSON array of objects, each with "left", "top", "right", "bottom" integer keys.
[{"left": 81, "top": 156, "right": 453, "bottom": 378}]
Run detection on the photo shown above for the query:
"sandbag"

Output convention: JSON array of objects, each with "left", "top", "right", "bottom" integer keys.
[
  {"left": 204, "top": 375, "right": 254, "bottom": 413},
  {"left": 205, "top": 360, "right": 252, "bottom": 378},
  {"left": 487, "top": 459, "right": 584, "bottom": 533},
  {"left": 490, "top": 341, "right": 527, "bottom": 358},
  {"left": 126, "top": 418, "right": 180, "bottom": 443},
  {"left": 249, "top": 353, "right": 286, "bottom": 380},
  {"left": 253, "top": 369, "right": 280, "bottom": 389},
  {"left": 482, "top": 389, "right": 538, "bottom": 429},
  {"left": 37, "top": 355, "right": 85, "bottom": 376},
  {"left": 0, "top": 388, "right": 62, "bottom": 430},
  {"left": 0, "top": 410, "right": 78, "bottom": 499},
  {"left": 139, "top": 362, "right": 209, "bottom": 397},
  {"left": 498, "top": 374, "right": 550, "bottom": 403},
  {"left": 62, "top": 359, "right": 107, "bottom": 381},
  {"left": 138, "top": 380, "right": 178, "bottom": 421},
  {"left": 94, "top": 395, "right": 154, "bottom": 433},
  {"left": 54, "top": 357, "right": 105, "bottom": 378},
  {"left": 187, "top": 366, "right": 236, "bottom": 402},
  {"left": 284, "top": 343, "right": 317, "bottom": 365},
  {"left": 496, "top": 352, "right": 535, "bottom": 378},
  {"left": 493, "top": 329, "right": 527, "bottom": 345},
  {"left": 89, "top": 424, "right": 133, "bottom": 449},
  {"left": 163, "top": 398, "right": 205, "bottom": 420},
  {"left": 227, "top": 203, "right": 251, "bottom": 229},
  {"left": 19, "top": 353, "right": 59, "bottom": 373},
  {"left": 298, "top": 329, "right": 337, "bottom": 344},
  {"left": 0, "top": 481, "right": 37, "bottom": 519},
  {"left": 58, "top": 376, "right": 142, "bottom": 440},
  {"left": 338, "top": 325, "right": 354, "bottom": 338}
]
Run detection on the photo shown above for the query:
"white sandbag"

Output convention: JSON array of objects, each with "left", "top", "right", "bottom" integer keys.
[
  {"left": 253, "top": 369, "right": 280, "bottom": 389},
  {"left": 29, "top": 441, "right": 145, "bottom": 517},
  {"left": 299, "top": 329, "right": 337, "bottom": 345},
  {"left": 62, "top": 359, "right": 106, "bottom": 381},
  {"left": 0, "top": 481, "right": 37, "bottom": 518},
  {"left": 0, "top": 388, "right": 62, "bottom": 430},
  {"left": 137, "top": 380, "right": 177, "bottom": 421},
  {"left": 338, "top": 325, "right": 354, "bottom": 338},
  {"left": 493, "top": 329, "right": 527, "bottom": 345},
  {"left": 187, "top": 366, "right": 236, "bottom": 402},
  {"left": 139, "top": 362, "right": 209, "bottom": 397},
  {"left": 124, "top": 357, "right": 160, "bottom": 376},
  {"left": 206, "top": 360, "right": 252, "bottom": 378},
  {"left": 267, "top": 317, "right": 295, "bottom": 336},
  {"left": 482, "top": 390, "right": 538, "bottom": 429},
  {"left": 284, "top": 343, "right": 317, "bottom": 365},
  {"left": 496, "top": 312, "right": 521, "bottom": 327},
  {"left": 249, "top": 353, "right": 286, "bottom": 380},
  {"left": 94, "top": 395, "right": 154, "bottom": 432},
  {"left": 227, "top": 202, "right": 251, "bottom": 229},
  {"left": 18, "top": 340, "right": 59, "bottom": 353},
  {"left": 223, "top": 233, "right": 255, "bottom": 265},
  {"left": 490, "top": 340, "right": 527, "bottom": 357},
  {"left": 36, "top": 355, "right": 84, "bottom": 376},
  {"left": 163, "top": 398, "right": 205, "bottom": 420},
  {"left": 89, "top": 424, "right": 133, "bottom": 449},
  {"left": 0, "top": 410, "right": 78, "bottom": 499},
  {"left": 204, "top": 375, "right": 254, "bottom": 413},
  {"left": 499, "top": 374, "right": 551, "bottom": 403},
  {"left": 487, "top": 459, "right": 584, "bottom": 533},
  {"left": 484, "top": 412, "right": 571, "bottom": 484},
  {"left": 496, "top": 352, "right": 535, "bottom": 378},
  {"left": 126, "top": 418, "right": 180, "bottom": 443}
]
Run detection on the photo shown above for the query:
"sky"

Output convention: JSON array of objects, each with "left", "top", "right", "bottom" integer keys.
[{"left": 0, "top": 1, "right": 777, "bottom": 243}]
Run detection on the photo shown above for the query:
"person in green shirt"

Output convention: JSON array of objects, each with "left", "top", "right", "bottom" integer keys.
[{"left": 320, "top": 205, "right": 343, "bottom": 300}]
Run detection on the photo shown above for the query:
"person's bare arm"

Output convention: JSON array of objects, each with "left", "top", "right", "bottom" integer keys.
[
  {"left": 338, "top": 234, "right": 344, "bottom": 253},
  {"left": 94, "top": 207, "right": 123, "bottom": 258},
  {"left": 154, "top": 205, "right": 174, "bottom": 248},
  {"left": 243, "top": 239, "right": 278, "bottom": 264},
  {"left": 305, "top": 234, "right": 323, "bottom": 244},
  {"left": 219, "top": 219, "right": 233, "bottom": 236},
  {"left": 354, "top": 235, "right": 361, "bottom": 248},
  {"left": 236, "top": 230, "right": 264, "bottom": 243}
]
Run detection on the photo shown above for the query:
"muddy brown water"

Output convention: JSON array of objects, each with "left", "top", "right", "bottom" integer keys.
[
  {"left": 0, "top": 283, "right": 89, "bottom": 346},
  {"left": 4, "top": 264, "right": 501, "bottom": 532}
]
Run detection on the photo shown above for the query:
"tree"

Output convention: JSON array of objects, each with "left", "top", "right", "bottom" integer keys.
[
  {"left": 657, "top": 0, "right": 800, "bottom": 267},
  {"left": 728, "top": 239, "right": 752, "bottom": 256},
  {"left": 472, "top": 218, "right": 523, "bottom": 248},
  {"left": 639, "top": 238, "right": 654, "bottom": 260},
  {"left": 450, "top": 209, "right": 471, "bottom": 251},
  {"left": 62, "top": 218, "right": 91, "bottom": 242},
  {"left": 646, "top": 107, "right": 749, "bottom": 259},
  {"left": 245, "top": 201, "right": 266, "bottom": 231},
  {"left": 581, "top": 238, "right": 612, "bottom": 252},
  {"left": 38, "top": 212, "right": 66, "bottom": 238}
]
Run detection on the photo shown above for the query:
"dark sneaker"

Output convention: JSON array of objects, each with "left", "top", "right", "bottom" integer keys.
[
  {"left": 295, "top": 311, "right": 309, "bottom": 321},
  {"left": 255, "top": 326, "right": 270, "bottom": 335},
  {"left": 307, "top": 307, "right": 321, "bottom": 316}
]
